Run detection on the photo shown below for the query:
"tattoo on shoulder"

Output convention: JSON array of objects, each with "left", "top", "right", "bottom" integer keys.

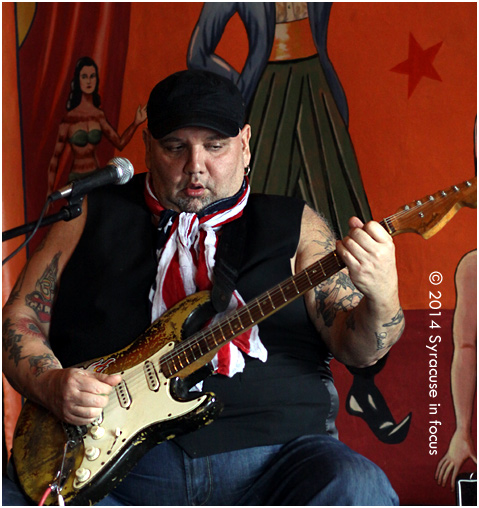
[
  {"left": 25, "top": 252, "right": 61, "bottom": 323},
  {"left": 313, "top": 226, "right": 336, "bottom": 253},
  {"left": 314, "top": 272, "right": 363, "bottom": 327}
]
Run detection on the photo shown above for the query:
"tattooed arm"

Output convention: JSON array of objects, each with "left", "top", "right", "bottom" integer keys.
[
  {"left": 297, "top": 206, "right": 404, "bottom": 368},
  {"left": 2, "top": 202, "right": 120, "bottom": 425}
]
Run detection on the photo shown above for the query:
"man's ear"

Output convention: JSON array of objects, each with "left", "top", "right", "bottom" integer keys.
[{"left": 241, "top": 124, "right": 251, "bottom": 166}]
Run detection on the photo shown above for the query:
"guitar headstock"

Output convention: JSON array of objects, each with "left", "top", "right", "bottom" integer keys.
[{"left": 385, "top": 177, "right": 476, "bottom": 239}]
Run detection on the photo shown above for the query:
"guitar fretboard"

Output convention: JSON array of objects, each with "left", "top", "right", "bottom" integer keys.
[{"left": 159, "top": 250, "right": 347, "bottom": 378}]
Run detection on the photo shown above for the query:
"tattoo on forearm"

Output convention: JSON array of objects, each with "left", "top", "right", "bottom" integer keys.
[
  {"left": 315, "top": 272, "right": 363, "bottom": 327},
  {"left": 29, "top": 354, "right": 58, "bottom": 377},
  {"left": 382, "top": 308, "right": 405, "bottom": 328},
  {"left": 374, "top": 309, "right": 405, "bottom": 350},
  {"left": 375, "top": 331, "right": 388, "bottom": 350},
  {"left": 16, "top": 317, "right": 51, "bottom": 349},
  {"left": 25, "top": 252, "right": 61, "bottom": 322},
  {"left": 2, "top": 318, "right": 26, "bottom": 366}
]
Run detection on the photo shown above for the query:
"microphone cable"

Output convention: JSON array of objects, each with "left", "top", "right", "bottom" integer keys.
[{"left": 2, "top": 196, "right": 53, "bottom": 266}]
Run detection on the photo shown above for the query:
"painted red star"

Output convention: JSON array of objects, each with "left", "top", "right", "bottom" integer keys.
[{"left": 391, "top": 33, "right": 443, "bottom": 97}]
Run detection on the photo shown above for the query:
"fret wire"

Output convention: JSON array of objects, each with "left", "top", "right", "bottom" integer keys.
[
  {"left": 304, "top": 269, "right": 313, "bottom": 286},
  {"left": 210, "top": 330, "right": 220, "bottom": 347},
  {"left": 217, "top": 324, "right": 227, "bottom": 343},
  {"left": 172, "top": 357, "right": 181, "bottom": 372},
  {"left": 226, "top": 318, "right": 235, "bottom": 335},
  {"left": 291, "top": 278, "right": 300, "bottom": 294},
  {"left": 296, "top": 272, "right": 311, "bottom": 292},
  {"left": 190, "top": 344, "right": 198, "bottom": 361},
  {"left": 207, "top": 333, "right": 219, "bottom": 350},
  {"left": 267, "top": 293, "right": 276, "bottom": 310},
  {"left": 256, "top": 297, "right": 265, "bottom": 317},
  {"left": 163, "top": 361, "right": 174, "bottom": 378},
  {"left": 247, "top": 302, "right": 261, "bottom": 322},
  {"left": 236, "top": 316, "right": 245, "bottom": 331},
  {"left": 278, "top": 284, "right": 288, "bottom": 302},
  {"left": 177, "top": 353, "right": 185, "bottom": 369},
  {"left": 244, "top": 305, "right": 255, "bottom": 324},
  {"left": 317, "top": 259, "right": 326, "bottom": 277}
]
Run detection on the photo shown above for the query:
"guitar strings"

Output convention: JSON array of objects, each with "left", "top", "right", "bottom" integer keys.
[
  {"left": 159, "top": 253, "right": 342, "bottom": 370},
  {"left": 97, "top": 254, "right": 344, "bottom": 405},
  {"left": 97, "top": 182, "right": 469, "bottom": 412}
]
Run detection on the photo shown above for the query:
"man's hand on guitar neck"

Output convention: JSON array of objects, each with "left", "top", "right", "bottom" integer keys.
[
  {"left": 298, "top": 208, "right": 403, "bottom": 369},
  {"left": 336, "top": 216, "right": 399, "bottom": 307},
  {"left": 334, "top": 216, "right": 403, "bottom": 367}
]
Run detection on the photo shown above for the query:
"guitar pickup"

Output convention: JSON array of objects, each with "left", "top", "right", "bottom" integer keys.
[
  {"left": 144, "top": 360, "right": 160, "bottom": 391},
  {"left": 115, "top": 379, "right": 131, "bottom": 409}
]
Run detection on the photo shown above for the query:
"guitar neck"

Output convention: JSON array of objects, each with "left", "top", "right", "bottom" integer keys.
[
  {"left": 159, "top": 176, "right": 476, "bottom": 378},
  {"left": 159, "top": 248, "right": 348, "bottom": 378}
]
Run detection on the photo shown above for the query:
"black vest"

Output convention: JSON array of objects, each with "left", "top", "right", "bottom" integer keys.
[{"left": 49, "top": 174, "right": 338, "bottom": 457}]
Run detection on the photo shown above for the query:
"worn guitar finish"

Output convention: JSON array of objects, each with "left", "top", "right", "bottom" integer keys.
[{"left": 12, "top": 177, "right": 476, "bottom": 505}]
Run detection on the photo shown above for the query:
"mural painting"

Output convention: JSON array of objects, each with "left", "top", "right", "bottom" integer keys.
[
  {"left": 2, "top": 2, "right": 476, "bottom": 505},
  {"left": 46, "top": 56, "right": 146, "bottom": 197}
]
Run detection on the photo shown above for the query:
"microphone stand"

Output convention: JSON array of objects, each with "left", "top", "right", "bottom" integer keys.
[{"left": 2, "top": 195, "right": 84, "bottom": 242}]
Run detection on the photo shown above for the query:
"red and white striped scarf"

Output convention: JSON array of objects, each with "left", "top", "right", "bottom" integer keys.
[{"left": 145, "top": 174, "right": 267, "bottom": 377}]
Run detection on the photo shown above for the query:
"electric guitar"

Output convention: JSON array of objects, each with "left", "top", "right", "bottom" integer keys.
[{"left": 12, "top": 177, "right": 476, "bottom": 505}]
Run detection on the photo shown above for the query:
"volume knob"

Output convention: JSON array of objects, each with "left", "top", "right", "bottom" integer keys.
[
  {"left": 75, "top": 467, "right": 91, "bottom": 483},
  {"left": 90, "top": 425, "right": 105, "bottom": 440},
  {"left": 85, "top": 446, "right": 100, "bottom": 461}
]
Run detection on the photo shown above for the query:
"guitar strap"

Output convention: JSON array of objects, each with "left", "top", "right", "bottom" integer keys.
[
  {"left": 182, "top": 213, "right": 248, "bottom": 389},
  {"left": 211, "top": 211, "right": 248, "bottom": 313}
]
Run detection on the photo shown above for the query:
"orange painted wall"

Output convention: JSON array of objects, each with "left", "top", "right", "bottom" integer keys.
[
  {"left": 2, "top": 1, "right": 26, "bottom": 459},
  {"left": 115, "top": 2, "right": 476, "bottom": 310}
]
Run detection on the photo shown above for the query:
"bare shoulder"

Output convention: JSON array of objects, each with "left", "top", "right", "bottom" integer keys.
[{"left": 295, "top": 205, "right": 337, "bottom": 273}]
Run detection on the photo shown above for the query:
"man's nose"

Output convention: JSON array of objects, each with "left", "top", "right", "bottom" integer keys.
[{"left": 184, "top": 146, "right": 205, "bottom": 175}]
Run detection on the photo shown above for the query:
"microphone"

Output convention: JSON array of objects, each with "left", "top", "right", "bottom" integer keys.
[{"left": 49, "top": 157, "right": 134, "bottom": 202}]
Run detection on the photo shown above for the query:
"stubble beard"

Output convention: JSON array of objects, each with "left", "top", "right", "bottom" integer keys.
[{"left": 173, "top": 194, "right": 215, "bottom": 214}]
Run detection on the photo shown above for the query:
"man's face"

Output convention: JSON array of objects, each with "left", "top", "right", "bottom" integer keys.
[{"left": 143, "top": 125, "right": 251, "bottom": 213}]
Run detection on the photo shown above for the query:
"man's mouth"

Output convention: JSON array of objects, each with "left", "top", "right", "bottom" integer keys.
[{"left": 183, "top": 183, "right": 205, "bottom": 197}]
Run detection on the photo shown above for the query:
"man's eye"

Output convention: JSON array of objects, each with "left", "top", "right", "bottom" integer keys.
[
  {"left": 166, "top": 145, "right": 183, "bottom": 152},
  {"left": 207, "top": 144, "right": 223, "bottom": 151}
]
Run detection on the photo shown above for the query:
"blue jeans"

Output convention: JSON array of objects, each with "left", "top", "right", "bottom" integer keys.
[{"left": 3, "top": 435, "right": 398, "bottom": 505}]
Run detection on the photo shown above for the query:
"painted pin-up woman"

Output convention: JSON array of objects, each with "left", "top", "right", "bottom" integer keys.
[
  {"left": 46, "top": 56, "right": 146, "bottom": 195},
  {"left": 188, "top": 2, "right": 371, "bottom": 238}
]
